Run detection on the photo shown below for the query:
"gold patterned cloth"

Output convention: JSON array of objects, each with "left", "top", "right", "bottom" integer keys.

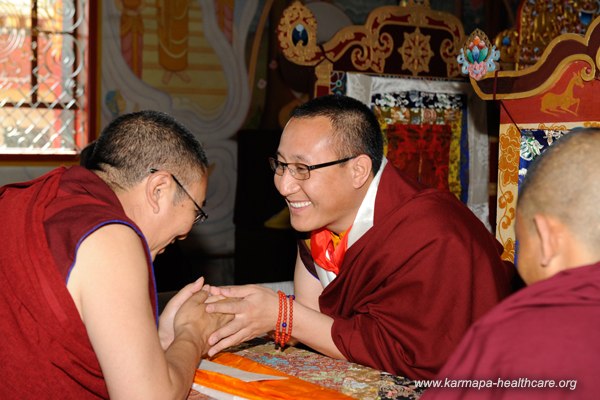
[{"left": 188, "top": 338, "right": 425, "bottom": 400}]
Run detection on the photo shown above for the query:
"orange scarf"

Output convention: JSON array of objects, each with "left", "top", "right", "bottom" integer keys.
[
  {"left": 194, "top": 352, "right": 354, "bottom": 399},
  {"left": 310, "top": 226, "right": 352, "bottom": 275}
]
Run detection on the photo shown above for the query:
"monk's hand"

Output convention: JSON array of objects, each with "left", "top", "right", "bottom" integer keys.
[
  {"left": 158, "top": 277, "right": 205, "bottom": 350},
  {"left": 204, "top": 293, "right": 228, "bottom": 304},
  {"left": 172, "top": 289, "right": 234, "bottom": 357},
  {"left": 205, "top": 284, "right": 279, "bottom": 357},
  {"left": 205, "top": 285, "right": 226, "bottom": 296}
]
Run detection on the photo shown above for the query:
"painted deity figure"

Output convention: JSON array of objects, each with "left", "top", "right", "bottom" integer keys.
[
  {"left": 115, "top": 0, "right": 144, "bottom": 78},
  {"left": 157, "top": 0, "right": 191, "bottom": 84}
]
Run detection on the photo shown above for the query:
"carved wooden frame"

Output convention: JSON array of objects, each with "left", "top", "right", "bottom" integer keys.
[
  {"left": 472, "top": 17, "right": 600, "bottom": 261},
  {"left": 277, "top": 1, "right": 465, "bottom": 97}
]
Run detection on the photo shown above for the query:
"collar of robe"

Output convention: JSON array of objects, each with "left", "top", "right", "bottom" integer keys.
[{"left": 310, "top": 226, "right": 352, "bottom": 275}]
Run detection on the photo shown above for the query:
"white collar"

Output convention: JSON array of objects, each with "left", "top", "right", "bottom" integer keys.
[{"left": 315, "top": 157, "right": 388, "bottom": 286}]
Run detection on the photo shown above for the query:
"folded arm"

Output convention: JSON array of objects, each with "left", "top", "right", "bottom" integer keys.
[{"left": 67, "top": 224, "right": 231, "bottom": 400}]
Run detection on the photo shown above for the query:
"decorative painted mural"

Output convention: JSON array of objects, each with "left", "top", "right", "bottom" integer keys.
[{"left": 101, "top": 0, "right": 263, "bottom": 254}]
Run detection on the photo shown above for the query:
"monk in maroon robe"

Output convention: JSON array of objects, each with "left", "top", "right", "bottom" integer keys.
[
  {"left": 423, "top": 128, "right": 600, "bottom": 399},
  {"left": 205, "top": 95, "right": 514, "bottom": 380},
  {"left": 0, "top": 167, "right": 148, "bottom": 397},
  {"left": 0, "top": 111, "right": 230, "bottom": 398}
]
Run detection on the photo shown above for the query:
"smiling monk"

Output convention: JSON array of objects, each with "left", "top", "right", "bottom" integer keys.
[{"left": 206, "top": 94, "right": 515, "bottom": 380}]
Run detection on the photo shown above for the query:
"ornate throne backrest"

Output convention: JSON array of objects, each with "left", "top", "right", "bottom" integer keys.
[
  {"left": 471, "top": 17, "right": 600, "bottom": 262},
  {"left": 277, "top": 0, "right": 465, "bottom": 96},
  {"left": 276, "top": 1, "right": 493, "bottom": 228}
]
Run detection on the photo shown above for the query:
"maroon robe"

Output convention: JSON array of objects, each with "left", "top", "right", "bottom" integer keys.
[
  {"left": 422, "top": 262, "right": 600, "bottom": 399},
  {"left": 0, "top": 166, "right": 156, "bottom": 399},
  {"left": 306, "top": 163, "right": 513, "bottom": 379}
]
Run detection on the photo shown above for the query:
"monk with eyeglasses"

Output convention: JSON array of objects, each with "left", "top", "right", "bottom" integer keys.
[
  {"left": 206, "top": 94, "right": 515, "bottom": 380},
  {"left": 0, "top": 110, "right": 231, "bottom": 399}
]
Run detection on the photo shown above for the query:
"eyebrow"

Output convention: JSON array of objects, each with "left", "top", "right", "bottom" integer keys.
[{"left": 276, "top": 151, "right": 311, "bottom": 163}]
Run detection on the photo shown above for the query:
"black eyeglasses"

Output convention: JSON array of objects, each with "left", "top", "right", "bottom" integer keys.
[
  {"left": 268, "top": 156, "right": 355, "bottom": 180},
  {"left": 149, "top": 168, "right": 208, "bottom": 224}
]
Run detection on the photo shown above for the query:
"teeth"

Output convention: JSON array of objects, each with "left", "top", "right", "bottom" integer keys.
[{"left": 289, "top": 201, "right": 311, "bottom": 208}]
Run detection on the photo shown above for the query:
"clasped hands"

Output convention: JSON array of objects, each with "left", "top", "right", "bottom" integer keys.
[
  {"left": 203, "top": 284, "right": 280, "bottom": 357},
  {"left": 159, "top": 280, "right": 281, "bottom": 358}
]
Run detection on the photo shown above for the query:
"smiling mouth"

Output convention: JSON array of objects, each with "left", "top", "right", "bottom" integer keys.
[{"left": 288, "top": 200, "right": 311, "bottom": 209}]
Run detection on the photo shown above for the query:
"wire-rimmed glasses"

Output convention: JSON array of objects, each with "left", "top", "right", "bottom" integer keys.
[{"left": 149, "top": 168, "right": 208, "bottom": 224}]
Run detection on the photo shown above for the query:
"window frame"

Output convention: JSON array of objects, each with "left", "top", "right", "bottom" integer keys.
[{"left": 0, "top": 0, "right": 99, "bottom": 164}]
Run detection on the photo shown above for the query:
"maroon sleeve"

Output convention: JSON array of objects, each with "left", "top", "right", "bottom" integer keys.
[
  {"left": 321, "top": 192, "right": 514, "bottom": 380},
  {"left": 422, "top": 265, "right": 600, "bottom": 399}
]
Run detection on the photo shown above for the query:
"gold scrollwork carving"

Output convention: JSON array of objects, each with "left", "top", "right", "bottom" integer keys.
[
  {"left": 440, "top": 37, "right": 460, "bottom": 77},
  {"left": 538, "top": 123, "right": 568, "bottom": 131},
  {"left": 276, "top": 1, "right": 321, "bottom": 65},
  {"left": 594, "top": 46, "right": 600, "bottom": 75},
  {"left": 501, "top": 238, "right": 515, "bottom": 262},
  {"left": 314, "top": 61, "right": 332, "bottom": 95},
  {"left": 277, "top": 1, "right": 464, "bottom": 77},
  {"left": 495, "top": 124, "right": 521, "bottom": 262},
  {"left": 498, "top": 191, "right": 515, "bottom": 230},
  {"left": 351, "top": 33, "right": 394, "bottom": 73},
  {"left": 497, "top": 187, "right": 516, "bottom": 262},
  {"left": 498, "top": 125, "right": 521, "bottom": 187}
]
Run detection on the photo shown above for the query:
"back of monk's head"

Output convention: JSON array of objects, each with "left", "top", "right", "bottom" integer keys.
[
  {"left": 86, "top": 110, "right": 208, "bottom": 192},
  {"left": 518, "top": 128, "right": 600, "bottom": 251}
]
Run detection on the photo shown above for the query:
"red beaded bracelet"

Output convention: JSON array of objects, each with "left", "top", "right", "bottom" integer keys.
[
  {"left": 286, "top": 294, "right": 294, "bottom": 344},
  {"left": 275, "top": 290, "right": 284, "bottom": 347},
  {"left": 275, "top": 291, "right": 295, "bottom": 349}
]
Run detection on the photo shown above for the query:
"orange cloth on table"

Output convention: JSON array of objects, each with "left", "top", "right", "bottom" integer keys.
[
  {"left": 310, "top": 226, "right": 352, "bottom": 275},
  {"left": 194, "top": 353, "right": 354, "bottom": 400}
]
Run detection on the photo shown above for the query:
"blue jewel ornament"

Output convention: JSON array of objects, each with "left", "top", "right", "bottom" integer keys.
[{"left": 292, "top": 24, "right": 309, "bottom": 46}]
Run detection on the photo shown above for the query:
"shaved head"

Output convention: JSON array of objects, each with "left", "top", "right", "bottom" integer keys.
[
  {"left": 517, "top": 128, "right": 600, "bottom": 254},
  {"left": 290, "top": 94, "right": 384, "bottom": 175}
]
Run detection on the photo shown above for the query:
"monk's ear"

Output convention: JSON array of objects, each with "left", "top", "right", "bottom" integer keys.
[
  {"left": 146, "top": 171, "right": 170, "bottom": 213},
  {"left": 532, "top": 213, "right": 560, "bottom": 267},
  {"left": 350, "top": 154, "right": 372, "bottom": 189}
]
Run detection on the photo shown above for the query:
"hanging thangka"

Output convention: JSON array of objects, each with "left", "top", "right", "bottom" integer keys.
[
  {"left": 371, "top": 91, "right": 467, "bottom": 200},
  {"left": 343, "top": 72, "right": 490, "bottom": 228}
]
